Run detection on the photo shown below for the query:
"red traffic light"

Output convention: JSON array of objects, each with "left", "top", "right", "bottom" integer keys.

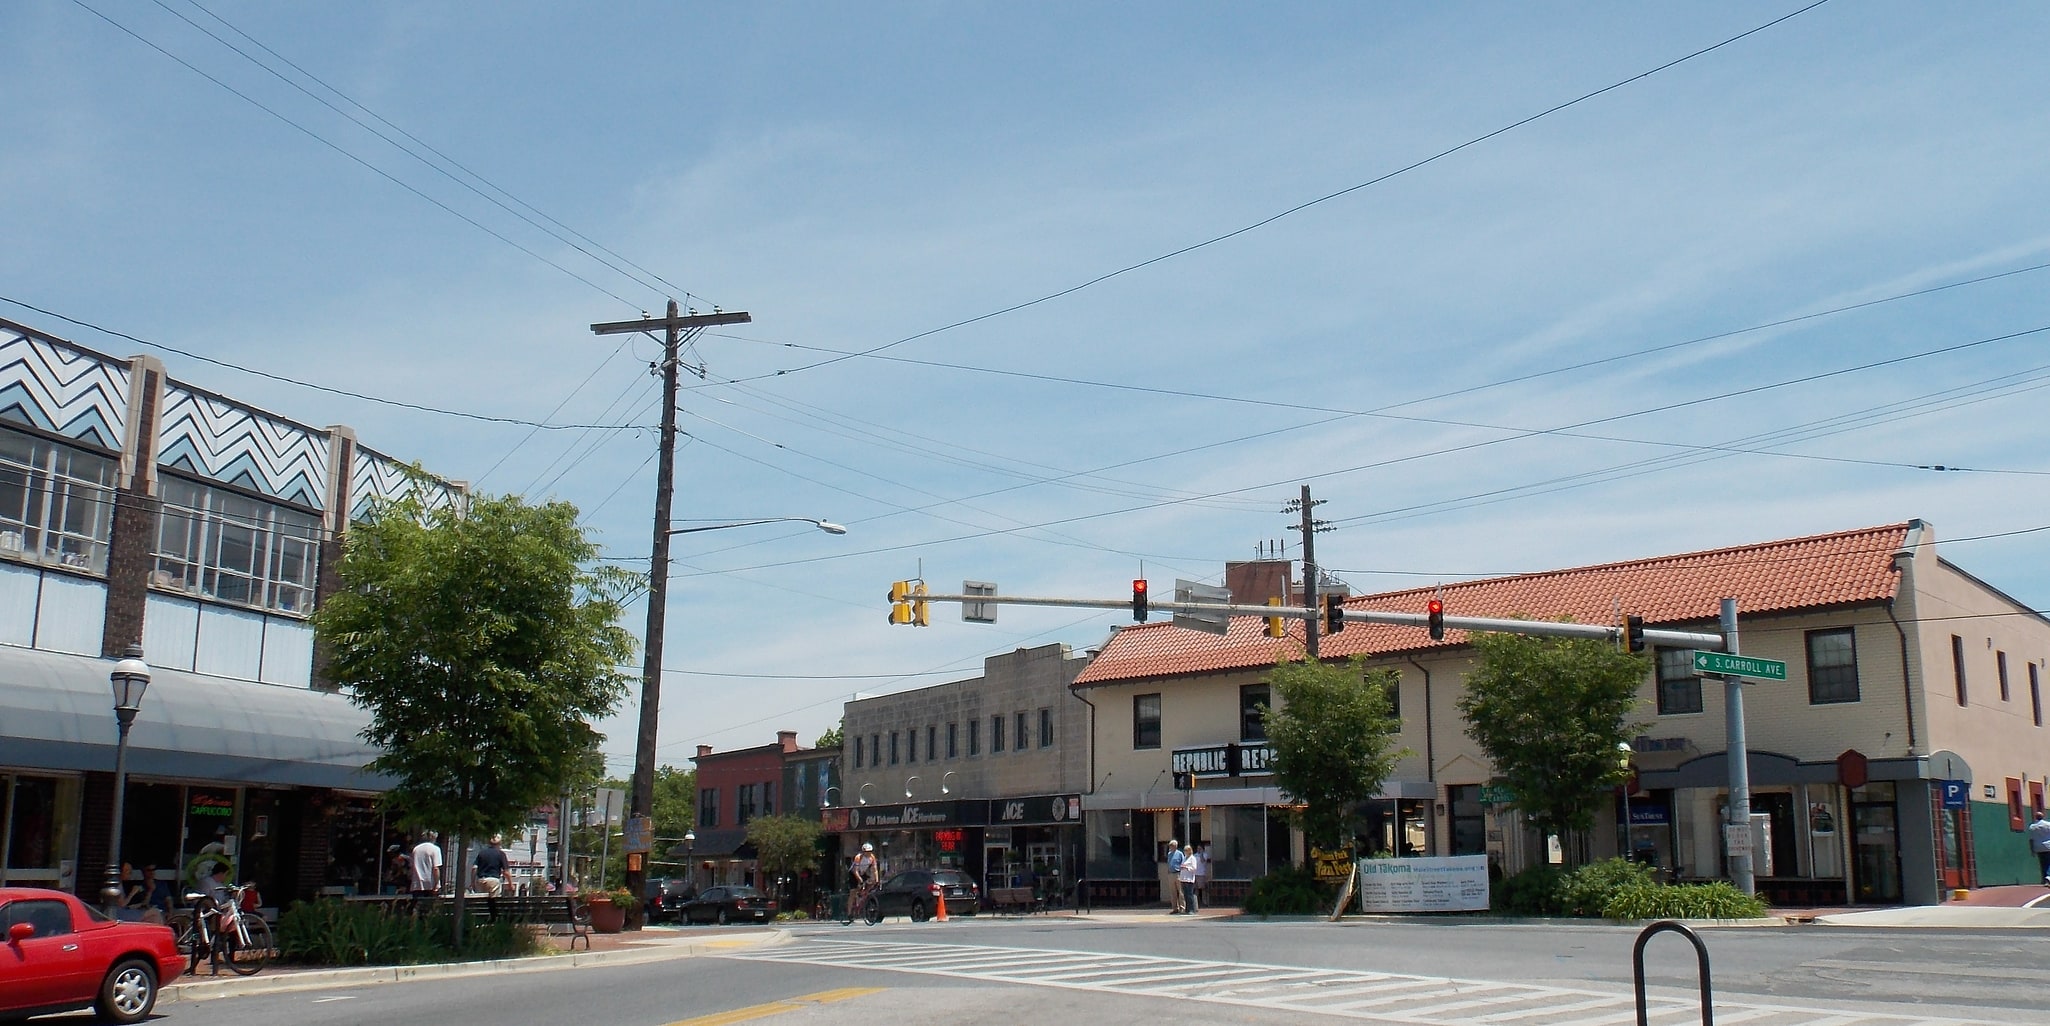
[
  {"left": 1133, "top": 579, "right": 1148, "bottom": 596},
  {"left": 1427, "top": 599, "right": 1443, "bottom": 615},
  {"left": 1131, "top": 579, "right": 1150, "bottom": 622},
  {"left": 1426, "top": 598, "right": 1445, "bottom": 641}
]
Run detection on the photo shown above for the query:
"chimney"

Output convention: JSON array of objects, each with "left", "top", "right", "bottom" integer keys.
[
  {"left": 778, "top": 730, "right": 799, "bottom": 753},
  {"left": 695, "top": 744, "right": 713, "bottom": 759}
]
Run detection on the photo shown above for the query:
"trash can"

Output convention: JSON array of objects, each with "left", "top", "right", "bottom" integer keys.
[{"left": 827, "top": 890, "right": 848, "bottom": 922}]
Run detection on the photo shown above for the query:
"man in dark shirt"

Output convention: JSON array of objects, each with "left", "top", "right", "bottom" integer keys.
[{"left": 474, "top": 835, "right": 509, "bottom": 897}]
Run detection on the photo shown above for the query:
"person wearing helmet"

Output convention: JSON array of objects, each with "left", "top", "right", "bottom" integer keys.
[{"left": 851, "top": 842, "right": 881, "bottom": 889}]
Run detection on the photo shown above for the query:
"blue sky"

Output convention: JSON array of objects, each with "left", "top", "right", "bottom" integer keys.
[{"left": 6, "top": 2, "right": 2049, "bottom": 777}]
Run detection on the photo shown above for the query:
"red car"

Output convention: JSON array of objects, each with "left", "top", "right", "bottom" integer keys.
[{"left": 1, "top": 886, "right": 184, "bottom": 1024}]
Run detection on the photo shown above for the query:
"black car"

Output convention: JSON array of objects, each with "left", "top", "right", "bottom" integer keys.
[
  {"left": 679, "top": 885, "right": 775, "bottom": 925},
  {"left": 645, "top": 877, "right": 696, "bottom": 923},
  {"left": 866, "top": 869, "right": 978, "bottom": 922}
]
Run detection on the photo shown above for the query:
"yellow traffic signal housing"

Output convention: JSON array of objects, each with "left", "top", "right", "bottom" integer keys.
[
  {"left": 912, "top": 581, "right": 930, "bottom": 627},
  {"left": 1266, "top": 597, "right": 1286, "bottom": 638},
  {"left": 888, "top": 581, "right": 914, "bottom": 625}
]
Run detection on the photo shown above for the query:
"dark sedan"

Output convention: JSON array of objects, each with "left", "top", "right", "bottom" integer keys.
[
  {"left": 866, "top": 869, "right": 978, "bottom": 922},
  {"left": 678, "top": 885, "right": 775, "bottom": 925}
]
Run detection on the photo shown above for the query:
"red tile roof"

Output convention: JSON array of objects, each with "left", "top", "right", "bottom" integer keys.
[{"left": 1074, "top": 522, "right": 1911, "bottom": 686}]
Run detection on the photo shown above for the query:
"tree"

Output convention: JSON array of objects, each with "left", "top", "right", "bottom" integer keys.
[
  {"left": 315, "top": 492, "right": 637, "bottom": 934},
  {"left": 651, "top": 765, "right": 696, "bottom": 844},
  {"left": 1263, "top": 657, "right": 1407, "bottom": 855},
  {"left": 744, "top": 813, "right": 823, "bottom": 903},
  {"left": 813, "top": 722, "right": 844, "bottom": 749},
  {"left": 1458, "top": 631, "right": 1648, "bottom": 862}
]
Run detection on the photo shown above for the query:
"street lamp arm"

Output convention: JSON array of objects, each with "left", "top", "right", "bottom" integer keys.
[{"left": 666, "top": 518, "right": 846, "bottom": 536}]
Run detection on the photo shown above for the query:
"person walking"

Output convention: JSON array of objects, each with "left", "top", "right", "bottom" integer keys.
[
  {"left": 2027, "top": 808, "right": 2050, "bottom": 884},
  {"left": 1164, "top": 840, "right": 1186, "bottom": 914},
  {"left": 1176, "top": 844, "right": 1200, "bottom": 915},
  {"left": 1194, "top": 841, "right": 1213, "bottom": 906},
  {"left": 473, "top": 834, "right": 509, "bottom": 897},
  {"left": 410, "top": 830, "right": 443, "bottom": 906}
]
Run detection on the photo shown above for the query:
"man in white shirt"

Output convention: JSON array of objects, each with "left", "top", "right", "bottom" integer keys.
[
  {"left": 2027, "top": 810, "right": 2050, "bottom": 884},
  {"left": 410, "top": 831, "right": 444, "bottom": 904}
]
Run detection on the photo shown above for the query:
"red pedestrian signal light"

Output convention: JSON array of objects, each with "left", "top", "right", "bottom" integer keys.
[
  {"left": 1132, "top": 579, "right": 1149, "bottom": 621},
  {"left": 1427, "top": 598, "right": 1445, "bottom": 641}
]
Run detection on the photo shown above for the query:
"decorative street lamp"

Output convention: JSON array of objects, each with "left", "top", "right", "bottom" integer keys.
[
  {"left": 857, "top": 782, "right": 875, "bottom": 806},
  {"left": 100, "top": 646, "right": 151, "bottom": 914},
  {"left": 941, "top": 771, "right": 957, "bottom": 796},
  {"left": 822, "top": 786, "right": 841, "bottom": 809},
  {"left": 904, "top": 775, "right": 921, "bottom": 799},
  {"left": 683, "top": 830, "right": 696, "bottom": 889},
  {"left": 1617, "top": 741, "right": 1636, "bottom": 861}
]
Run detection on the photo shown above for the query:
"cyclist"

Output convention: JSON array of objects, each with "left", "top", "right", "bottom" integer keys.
[{"left": 849, "top": 842, "right": 881, "bottom": 916}]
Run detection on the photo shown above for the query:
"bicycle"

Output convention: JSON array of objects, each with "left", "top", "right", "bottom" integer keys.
[
  {"left": 166, "top": 883, "right": 271, "bottom": 976},
  {"left": 849, "top": 880, "right": 882, "bottom": 926}
]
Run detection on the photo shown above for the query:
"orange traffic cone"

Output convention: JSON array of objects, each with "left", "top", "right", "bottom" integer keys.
[{"left": 935, "top": 889, "right": 949, "bottom": 922}]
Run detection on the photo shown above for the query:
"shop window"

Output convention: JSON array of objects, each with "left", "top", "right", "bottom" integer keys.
[
  {"left": 991, "top": 715, "right": 1005, "bottom": 754},
  {"left": 1950, "top": 635, "right": 1967, "bottom": 706},
  {"left": 5, "top": 775, "right": 83, "bottom": 877},
  {"left": 967, "top": 719, "right": 980, "bottom": 757},
  {"left": 0, "top": 425, "right": 116, "bottom": 573},
  {"left": 1133, "top": 694, "right": 1162, "bottom": 750},
  {"left": 154, "top": 474, "right": 320, "bottom": 614},
  {"left": 2008, "top": 778, "right": 2026, "bottom": 831},
  {"left": 1240, "top": 684, "right": 1269, "bottom": 741},
  {"left": 1656, "top": 648, "right": 1702, "bottom": 714},
  {"left": 1806, "top": 628, "right": 1860, "bottom": 705},
  {"left": 947, "top": 722, "right": 959, "bottom": 758},
  {"left": 1998, "top": 651, "right": 2010, "bottom": 702},
  {"left": 1038, "top": 708, "right": 1053, "bottom": 749}
]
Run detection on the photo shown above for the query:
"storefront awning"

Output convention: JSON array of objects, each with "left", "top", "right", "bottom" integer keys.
[{"left": 0, "top": 644, "right": 391, "bottom": 790}]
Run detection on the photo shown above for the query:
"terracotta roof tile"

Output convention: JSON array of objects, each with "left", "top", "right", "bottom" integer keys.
[{"left": 1074, "top": 522, "right": 1910, "bottom": 686}]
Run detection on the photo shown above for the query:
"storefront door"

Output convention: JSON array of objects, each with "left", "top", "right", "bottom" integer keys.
[{"left": 1851, "top": 797, "right": 1901, "bottom": 904}]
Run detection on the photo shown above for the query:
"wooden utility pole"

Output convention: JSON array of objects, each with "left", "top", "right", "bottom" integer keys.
[
  {"left": 590, "top": 301, "right": 749, "bottom": 928},
  {"left": 1286, "top": 485, "right": 1327, "bottom": 658}
]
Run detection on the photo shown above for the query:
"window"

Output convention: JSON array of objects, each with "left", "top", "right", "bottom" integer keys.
[
  {"left": 737, "top": 783, "right": 763, "bottom": 826},
  {"left": 889, "top": 731, "right": 900, "bottom": 765},
  {"left": 870, "top": 734, "right": 880, "bottom": 768},
  {"left": 0, "top": 426, "right": 116, "bottom": 574},
  {"left": 1998, "top": 651, "right": 2010, "bottom": 702},
  {"left": 928, "top": 725, "right": 937, "bottom": 760},
  {"left": 853, "top": 736, "right": 864, "bottom": 769},
  {"left": 1656, "top": 648, "right": 1702, "bottom": 714},
  {"left": 907, "top": 728, "right": 917, "bottom": 763},
  {"left": 1807, "top": 628, "right": 1860, "bottom": 705},
  {"left": 763, "top": 781, "right": 774, "bottom": 816},
  {"left": 2033, "top": 664, "right": 2043, "bottom": 727},
  {"left": 1016, "top": 712, "right": 1028, "bottom": 753},
  {"left": 1039, "top": 708, "right": 1053, "bottom": 748},
  {"left": 947, "top": 722, "right": 959, "bottom": 758},
  {"left": 1383, "top": 675, "right": 1401, "bottom": 720},
  {"left": 1239, "top": 684, "right": 1270, "bottom": 741},
  {"left": 1951, "top": 635, "right": 1968, "bottom": 706},
  {"left": 1133, "top": 693, "right": 1162, "bottom": 749},
  {"left": 698, "top": 788, "right": 719, "bottom": 829},
  {"left": 991, "top": 715, "right": 1005, "bottom": 754},
  {"left": 967, "top": 719, "right": 980, "bottom": 756},
  {"left": 154, "top": 475, "right": 320, "bottom": 613},
  {"left": 2008, "top": 778, "right": 2026, "bottom": 831}
]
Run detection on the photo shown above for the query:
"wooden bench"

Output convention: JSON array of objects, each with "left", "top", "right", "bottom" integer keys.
[
  {"left": 425, "top": 894, "right": 591, "bottom": 950},
  {"left": 985, "top": 887, "right": 1042, "bottom": 914}
]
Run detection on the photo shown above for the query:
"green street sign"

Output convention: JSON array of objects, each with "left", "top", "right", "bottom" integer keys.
[
  {"left": 1692, "top": 650, "right": 1787, "bottom": 681},
  {"left": 1479, "top": 785, "right": 1516, "bottom": 805}
]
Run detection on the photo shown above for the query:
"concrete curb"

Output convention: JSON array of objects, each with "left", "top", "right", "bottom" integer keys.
[{"left": 160, "top": 928, "right": 787, "bottom": 1004}]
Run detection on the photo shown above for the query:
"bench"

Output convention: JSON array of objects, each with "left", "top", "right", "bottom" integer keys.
[
  {"left": 424, "top": 894, "right": 591, "bottom": 950},
  {"left": 985, "top": 887, "right": 1042, "bottom": 914}
]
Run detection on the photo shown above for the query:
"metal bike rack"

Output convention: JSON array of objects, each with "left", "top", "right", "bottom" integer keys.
[{"left": 1633, "top": 920, "right": 1714, "bottom": 1026}]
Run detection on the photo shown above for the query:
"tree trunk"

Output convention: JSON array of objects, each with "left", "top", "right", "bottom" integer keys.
[{"left": 450, "top": 830, "right": 468, "bottom": 949}]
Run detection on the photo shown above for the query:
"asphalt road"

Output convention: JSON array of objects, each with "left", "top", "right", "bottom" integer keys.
[{"left": 153, "top": 914, "right": 2049, "bottom": 1026}]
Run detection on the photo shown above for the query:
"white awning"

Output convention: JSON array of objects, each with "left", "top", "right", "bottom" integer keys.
[{"left": 0, "top": 644, "right": 391, "bottom": 790}]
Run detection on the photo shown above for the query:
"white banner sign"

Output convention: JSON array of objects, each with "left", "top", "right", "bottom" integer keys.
[{"left": 1354, "top": 855, "right": 1491, "bottom": 913}]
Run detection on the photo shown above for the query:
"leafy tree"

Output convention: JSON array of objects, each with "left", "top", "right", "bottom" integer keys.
[
  {"left": 315, "top": 492, "right": 638, "bottom": 933},
  {"left": 651, "top": 765, "right": 696, "bottom": 844},
  {"left": 744, "top": 813, "right": 823, "bottom": 903},
  {"left": 1458, "top": 631, "right": 1648, "bottom": 862},
  {"left": 1263, "top": 657, "right": 1407, "bottom": 855},
  {"left": 813, "top": 722, "right": 844, "bottom": 749}
]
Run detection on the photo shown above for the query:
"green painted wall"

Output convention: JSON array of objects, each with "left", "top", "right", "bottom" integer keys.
[{"left": 1969, "top": 802, "right": 2038, "bottom": 886}]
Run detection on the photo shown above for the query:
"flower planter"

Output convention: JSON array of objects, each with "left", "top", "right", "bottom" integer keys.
[{"left": 585, "top": 897, "right": 626, "bottom": 933}]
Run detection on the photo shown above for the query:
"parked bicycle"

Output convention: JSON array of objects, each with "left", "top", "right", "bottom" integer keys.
[{"left": 165, "top": 882, "right": 270, "bottom": 976}]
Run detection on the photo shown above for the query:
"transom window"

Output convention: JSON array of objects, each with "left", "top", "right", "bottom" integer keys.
[
  {"left": 1656, "top": 648, "right": 1703, "bottom": 714},
  {"left": 0, "top": 426, "right": 115, "bottom": 574},
  {"left": 154, "top": 475, "right": 320, "bottom": 614},
  {"left": 1807, "top": 628, "right": 1860, "bottom": 704}
]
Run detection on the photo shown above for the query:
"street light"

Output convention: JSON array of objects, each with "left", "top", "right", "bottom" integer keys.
[
  {"left": 904, "top": 775, "right": 921, "bottom": 799},
  {"left": 941, "top": 771, "right": 957, "bottom": 796},
  {"left": 101, "top": 646, "right": 150, "bottom": 914},
  {"left": 1617, "top": 741, "right": 1636, "bottom": 862},
  {"left": 623, "top": 514, "right": 845, "bottom": 929},
  {"left": 683, "top": 830, "right": 696, "bottom": 889},
  {"left": 857, "top": 783, "right": 875, "bottom": 806},
  {"left": 822, "top": 786, "right": 841, "bottom": 809}
]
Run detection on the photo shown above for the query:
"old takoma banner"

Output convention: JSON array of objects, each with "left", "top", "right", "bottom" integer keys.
[{"left": 1354, "top": 854, "right": 1490, "bottom": 913}]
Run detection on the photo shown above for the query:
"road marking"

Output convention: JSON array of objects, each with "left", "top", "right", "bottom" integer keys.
[
  {"left": 661, "top": 986, "right": 884, "bottom": 1026},
  {"left": 310, "top": 996, "right": 356, "bottom": 1003},
  {"left": 732, "top": 937, "right": 2009, "bottom": 1026}
]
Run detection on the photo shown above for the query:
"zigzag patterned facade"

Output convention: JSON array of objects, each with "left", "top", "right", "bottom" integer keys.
[
  {"left": 350, "top": 447, "right": 461, "bottom": 521},
  {"left": 158, "top": 384, "right": 329, "bottom": 509},
  {"left": 0, "top": 327, "right": 128, "bottom": 451}
]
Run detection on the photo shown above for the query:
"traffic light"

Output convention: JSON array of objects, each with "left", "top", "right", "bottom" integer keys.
[
  {"left": 1623, "top": 614, "right": 1646, "bottom": 653},
  {"left": 1224, "top": 742, "right": 1244, "bottom": 777},
  {"left": 1172, "top": 770, "right": 1194, "bottom": 791},
  {"left": 1324, "top": 593, "right": 1345, "bottom": 633},
  {"left": 888, "top": 581, "right": 913, "bottom": 625},
  {"left": 1427, "top": 598, "right": 1445, "bottom": 641},
  {"left": 1266, "top": 597, "right": 1286, "bottom": 638},
  {"left": 1132, "top": 579, "right": 1149, "bottom": 622},
  {"left": 912, "top": 581, "right": 930, "bottom": 627}
]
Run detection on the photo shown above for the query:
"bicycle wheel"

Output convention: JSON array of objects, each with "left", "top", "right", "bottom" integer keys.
[
  {"left": 861, "top": 897, "right": 883, "bottom": 926},
  {"left": 165, "top": 912, "right": 199, "bottom": 974},
  {"left": 219, "top": 913, "right": 271, "bottom": 975}
]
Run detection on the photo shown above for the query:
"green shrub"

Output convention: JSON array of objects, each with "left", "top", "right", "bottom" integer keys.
[
  {"left": 276, "top": 899, "right": 547, "bottom": 966},
  {"left": 1492, "top": 864, "right": 1565, "bottom": 916},
  {"left": 1243, "top": 864, "right": 1335, "bottom": 916},
  {"left": 1555, "top": 858, "right": 1657, "bottom": 917},
  {"left": 1601, "top": 882, "right": 1769, "bottom": 921}
]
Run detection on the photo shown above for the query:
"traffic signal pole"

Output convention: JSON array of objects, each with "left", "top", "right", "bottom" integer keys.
[{"left": 1721, "top": 598, "right": 1755, "bottom": 897}]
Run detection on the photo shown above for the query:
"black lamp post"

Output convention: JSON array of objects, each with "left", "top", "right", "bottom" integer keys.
[
  {"left": 683, "top": 830, "right": 696, "bottom": 888},
  {"left": 100, "top": 646, "right": 151, "bottom": 914},
  {"left": 1617, "top": 741, "right": 1636, "bottom": 861}
]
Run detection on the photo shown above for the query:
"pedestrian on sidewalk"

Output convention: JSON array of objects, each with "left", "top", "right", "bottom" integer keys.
[
  {"left": 410, "top": 830, "right": 443, "bottom": 906},
  {"left": 2027, "top": 808, "right": 2050, "bottom": 884},
  {"left": 474, "top": 834, "right": 508, "bottom": 897},
  {"left": 1176, "top": 844, "right": 1200, "bottom": 915},
  {"left": 1164, "top": 840, "right": 1186, "bottom": 914}
]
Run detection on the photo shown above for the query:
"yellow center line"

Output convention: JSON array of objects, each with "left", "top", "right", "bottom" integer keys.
[{"left": 661, "top": 987, "right": 886, "bottom": 1026}]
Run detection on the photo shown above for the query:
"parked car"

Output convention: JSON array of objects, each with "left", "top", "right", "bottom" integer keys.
[
  {"left": 0, "top": 886, "right": 184, "bottom": 1025},
  {"left": 645, "top": 877, "right": 697, "bottom": 923},
  {"left": 678, "top": 885, "right": 775, "bottom": 925},
  {"left": 866, "top": 869, "right": 979, "bottom": 922}
]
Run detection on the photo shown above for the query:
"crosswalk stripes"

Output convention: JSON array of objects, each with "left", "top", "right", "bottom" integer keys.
[{"left": 730, "top": 937, "right": 2007, "bottom": 1026}]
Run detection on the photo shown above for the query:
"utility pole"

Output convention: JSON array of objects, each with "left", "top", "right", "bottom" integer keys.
[
  {"left": 1721, "top": 597, "right": 1755, "bottom": 896},
  {"left": 1285, "top": 486, "right": 1327, "bottom": 658},
  {"left": 590, "top": 301, "right": 750, "bottom": 928}
]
